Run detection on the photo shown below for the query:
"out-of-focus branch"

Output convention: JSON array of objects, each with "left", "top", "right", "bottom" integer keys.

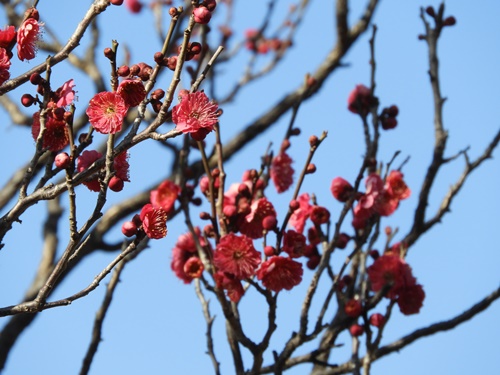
[
  {"left": 0, "top": 197, "right": 61, "bottom": 370},
  {"left": 0, "top": 95, "right": 31, "bottom": 125},
  {"left": 79, "top": 240, "right": 145, "bottom": 375}
]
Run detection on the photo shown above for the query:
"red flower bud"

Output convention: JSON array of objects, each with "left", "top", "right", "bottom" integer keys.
[
  {"left": 193, "top": 7, "right": 212, "bottom": 24},
  {"left": 21, "top": 94, "right": 35, "bottom": 107},
  {"left": 310, "top": 206, "right": 330, "bottom": 225},
  {"left": 54, "top": 152, "right": 70, "bottom": 169},
  {"left": 108, "top": 176, "right": 124, "bottom": 192},
  {"left": 306, "top": 163, "right": 316, "bottom": 174},
  {"left": 443, "top": 16, "right": 456, "bottom": 26},
  {"left": 369, "top": 313, "right": 385, "bottom": 328},
  {"left": 309, "top": 135, "right": 319, "bottom": 147},
  {"left": 121, "top": 221, "right": 137, "bottom": 237},
  {"left": 335, "top": 233, "right": 350, "bottom": 249},
  {"left": 262, "top": 215, "right": 277, "bottom": 230},
  {"left": 199, "top": 211, "right": 211, "bottom": 220},
  {"left": 387, "top": 105, "right": 399, "bottom": 117},
  {"left": 264, "top": 246, "right": 276, "bottom": 257},
  {"left": 110, "top": 0, "right": 124, "bottom": 5},
  {"left": 104, "top": 47, "right": 115, "bottom": 60},
  {"left": 289, "top": 199, "right": 300, "bottom": 211},
  {"left": 306, "top": 255, "right": 320, "bottom": 270},
  {"left": 349, "top": 324, "right": 364, "bottom": 337},
  {"left": 223, "top": 204, "right": 237, "bottom": 218},
  {"left": 129, "top": 64, "right": 140, "bottom": 76},
  {"left": 344, "top": 299, "right": 362, "bottom": 318},
  {"left": 117, "top": 65, "right": 130, "bottom": 77},
  {"left": 29, "top": 73, "right": 43, "bottom": 85},
  {"left": 151, "top": 89, "right": 165, "bottom": 100},
  {"left": 330, "top": 177, "right": 354, "bottom": 202}
]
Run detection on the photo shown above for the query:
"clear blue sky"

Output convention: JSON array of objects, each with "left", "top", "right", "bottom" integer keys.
[{"left": 0, "top": 1, "right": 499, "bottom": 374}]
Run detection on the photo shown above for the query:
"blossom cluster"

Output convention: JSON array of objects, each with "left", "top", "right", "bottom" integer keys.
[
  {"left": 331, "top": 170, "right": 411, "bottom": 230},
  {"left": 245, "top": 29, "right": 287, "bottom": 55},
  {"left": 367, "top": 252, "right": 425, "bottom": 315},
  {"left": 121, "top": 179, "right": 179, "bottom": 240},
  {"left": 0, "top": 8, "right": 44, "bottom": 86}
]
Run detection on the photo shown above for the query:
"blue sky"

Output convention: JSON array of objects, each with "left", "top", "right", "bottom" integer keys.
[{"left": 0, "top": 1, "right": 499, "bottom": 374}]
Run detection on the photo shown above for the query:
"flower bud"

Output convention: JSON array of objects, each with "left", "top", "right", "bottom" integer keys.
[
  {"left": 191, "top": 197, "right": 202, "bottom": 206},
  {"left": 330, "top": 177, "right": 354, "bottom": 202},
  {"left": 309, "top": 135, "right": 319, "bottom": 147},
  {"left": 53, "top": 107, "right": 65, "bottom": 121},
  {"left": 151, "top": 89, "right": 165, "bottom": 100},
  {"left": 289, "top": 199, "right": 300, "bottom": 211},
  {"left": 25, "top": 7, "right": 39, "bottom": 21},
  {"left": 104, "top": 47, "right": 115, "bottom": 60},
  {"left": 443, "top": 16, "right": 456, "bottom": 26},
  {"left": 110, "top": 0, "right": 124, "bottom": 5},
  {"left": 425, "top": 6, "right": 435, "bottom": 17},
  {"left": 29, "top": 73, "right": 43, "bottom": 85},
  {"left": 108, "top": 176, "right": 124, "bottom": 192},
  {"left": 349, "top": 324, "right": 363, "bottom": 337},
  {"left": 335, "top": 233, "right": 350, "bottom": 249},
  {"left": 264, "top": 246, "right": 276, "bottom": 257},
  {"left": 306, "top": 163, "right": 316, "bottom": 174},
  {"left": 21, "top": 94, "right": 35, "bottom": 107},
  {"left": 190, "top": 42, "right": 202, "bottom": 55},
  {"left": 203, "top": 0, "right": 217, "bottom": 12},
  {"left": 387, "top": 105, "right": 399, "bottom": 117},
  {"left": 167, "top": 56, "right": 177, "bottom": 71},
  {"left": 199, "top": 211, "right": 211, "bottom": 220},
  {"left": 129, "top": 64, "right": 140, "bottom": 76},
  {"left": 344, "top": 299, "right": 362, "bottom": 318},
  {"left": 121, "top": 221, "right": 137, "bottom": 237},
  {"left": 262, "top": 215, "right": 277, "bottom": 230},
  {"left": 223, "top": 204, "right": 237, "bottom": 217},
  {"left": 117, "top": 65, "right": 130, "bottom": 77},
  {"left": 369, "top": 313, "right": 385, "bottom": 328},
  {"left": 193, "top": 7, "right": 212, "bottom": 24},
  {"left": 306, "top": 255, "right": 320, "bottom": 270},
  {"left": 154, "top": 52, "right": 164, "bottom": 64},
  {"left": 169, "top": 7, "right": 179, "bottom": 17},
  {"left": 54, "top": 152, "right": 71, "bottom": 169}
]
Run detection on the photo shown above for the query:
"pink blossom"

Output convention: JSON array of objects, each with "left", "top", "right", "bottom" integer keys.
[
  {"left": 17, "top": 18, "right": 42, "bottom": 61},
  {"left": 171, "top": 91, "right": 219, "bottom": 139},
  {"left": 214, "top": 272, "right": 244, "bottom": 303},
  {"left": 214, "top": 233, "right": 261, "bottom": 280},
  {"left": 0, "top": 48, "right": 11, "bottom": 86},
  {"left": 270, "top": 152, "right": 294, "bottom": 193},
  {"left": 150, "top": 180, "right": 180, "bottom": 214},
  {"left": 86, "top": 91, "right": 129, "bottom": 134},
  {"left": 31, "top": 112, "right": 69, "bottom": 152},
  {"left": 256, "top": 256, "right": 303, "bottom": 292},
  {"left": 289, "top": 193, "right": 312, "bottom": 234},
  {"left": 125, "top": 0, "right": 143, "bottom": 13},
  {"left": 77, "top": 150, "right": 103, "bottom": 192},
  {"left": 0, "top": 26, "right": 16, "bottom": 49},
  {"left": 193, "top": 7, "right": 212, "bottom": 24},
  {"left": 238, "top": 197, "right": 277, "bottom": 239},
  {"left": 117, "top": 78, "right": 146, "bottom": 107},
  {"left": 347, "top": 84, "right": 372, "bottom": 115},
  {"left": 282, "top": 230, "right": 306, "bottom": 258},
  {"left": 55, "top": 79, "right": 76, "bottom": 107},
  {"left": 140, "top": 203, "right": 168, "bottom": 239}
]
